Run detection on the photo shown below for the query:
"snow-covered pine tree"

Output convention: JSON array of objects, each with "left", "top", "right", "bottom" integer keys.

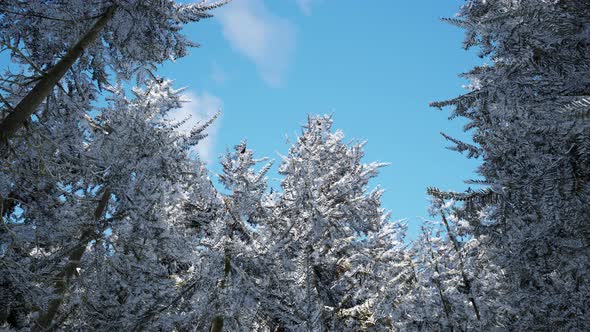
[
  {"left": 0, "top": 82, "right": 106, "bottom": 330},
  {"left": 399, "top": 197, "right": 508, "bottom": 331},
  {"left": 0, "top": 1, "right": 228, "bottom": 329},
  {"left": 404, "top": 222, "right": 458, "bottom": 331},
  {"left": 199, "top": 141, "right": 276, "bottom": 332},
  {"left": 270, "top": 115, "right": 395, "bottom": 331},
  {"left": 0, "top": 0, "right": 227, "bottom": 144},
  {"left": 346, "top": 218, "right": 413, "bottom": 331},
  {"left": 66, "top": 80, "right": 221, "bottom": 331},
  {"left": 0, "top": 79, "right": 220, "bottom": 330},
  {"left": 431, "top": 1, "right": 590, "bottom": 329}
]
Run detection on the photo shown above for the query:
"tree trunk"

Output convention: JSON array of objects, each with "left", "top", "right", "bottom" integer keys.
[
  {"left": 0, "top": 5, "right": 116, "bottom": 144},
  {"left": 210, "top": 249, "right": 231, "bottom": 332},
  {"left": 33, "top": 187, "right": 110, "bottom": 332},
  {"left": 440, "top": 211, "right": 481, "bottom": 321},
  {"left": 210, "top": 316, "right": 224, "bottom": 332},
  {"left": 424, "top": 231, "right": 454, "bottom": 332}
]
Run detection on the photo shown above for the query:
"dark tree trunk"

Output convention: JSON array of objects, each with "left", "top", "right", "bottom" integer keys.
[
  {"left": 0, "top": 5, "right": 116, "bottom": 145},
  {"left": 440, "top": 211, "right": 481, "bottom": 321},
  {"left": 210, "top": 316, "right": 224, "bottom": 332},
  {"left": 210, "top": 249, "right": 231, "bottom": 332},
  {"left": 33, "top": 187, "right": 110, "bottom": 331}
]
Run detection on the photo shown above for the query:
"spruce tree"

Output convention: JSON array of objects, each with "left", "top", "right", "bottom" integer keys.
[
  {"left": 431, "top": 1, "right": 590, "bottom": 329},
  {"left": 0, "top": 0, "right": 227, "bottom": 143},
  {"left": 271, "top": 115, "right": 396, "bottom": 331}
]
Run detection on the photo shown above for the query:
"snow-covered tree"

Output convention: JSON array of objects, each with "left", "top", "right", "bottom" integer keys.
[
  {"left": 348, "top": 219, "right": 413, "bottom": 331},
  {"left": 6, "top": 0, "right": 589, "bottom": 330},
  {"left": 268, "top": 115, "right": 397, "bottom": 331},
  {"left": 431, "top": 1, "right": 590, "bottom": 329},
  {"left": 66, "top": 80, "right": 222, "bottom": 331},
  {"left": 0, "top": 1, "right": 228, "bottom": 329},
  {"left": 198, "top": 141, "right": 275, "bottom": 332},
  {"left": 396, "top": 196, "right": 509, "bottom": 331},
  {"left": 404, "top": 222, "right": 459, "bottom": 331},
  {"left": 0, "top": 0, "right": 227, "bottom": 143},
  {"left": 0, "top": 79, "right": 220, "bottom": 330}
]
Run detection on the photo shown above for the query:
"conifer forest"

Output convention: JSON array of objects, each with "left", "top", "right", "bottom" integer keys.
[{"left": 0, "top": 1, "right": 589, "bottom": 331}]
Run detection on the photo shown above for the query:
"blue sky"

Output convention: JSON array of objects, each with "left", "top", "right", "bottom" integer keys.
[{"left": 162, "top": 0, "right": 484, "bottom": 237}]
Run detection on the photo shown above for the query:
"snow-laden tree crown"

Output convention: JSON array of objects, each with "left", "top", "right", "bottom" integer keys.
[{"left": 1, "top": 0, "right": 588, "bottom": 331}]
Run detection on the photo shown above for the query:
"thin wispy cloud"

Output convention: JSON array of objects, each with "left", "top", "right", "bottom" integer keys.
[
  {"left": 167, "top": 91, "right": 222, "bottom": 165},
  {"left": 295, "top": 0, "right": 316, "bottom": 16},
  {"left": 216, "top": 0, "right": 296, "bottom": 87}
]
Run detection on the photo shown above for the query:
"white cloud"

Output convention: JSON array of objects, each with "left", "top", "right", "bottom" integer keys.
[
  {"left": 295, "top": 0, "right": 315, "bottom": 16},
  {"left": 167, "top": 91, "right": 222, "bottom": 165},
  {"left": 216, "top": 0, "right": 296, "bottom": 87}
]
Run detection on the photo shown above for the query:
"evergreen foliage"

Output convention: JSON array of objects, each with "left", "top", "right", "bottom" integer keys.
[
  {"left": 1, "top": 0, "right": 588, "bottom": 331},
  {"left": 430, "top": 0, "right": 590, "bottom": 329}
]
